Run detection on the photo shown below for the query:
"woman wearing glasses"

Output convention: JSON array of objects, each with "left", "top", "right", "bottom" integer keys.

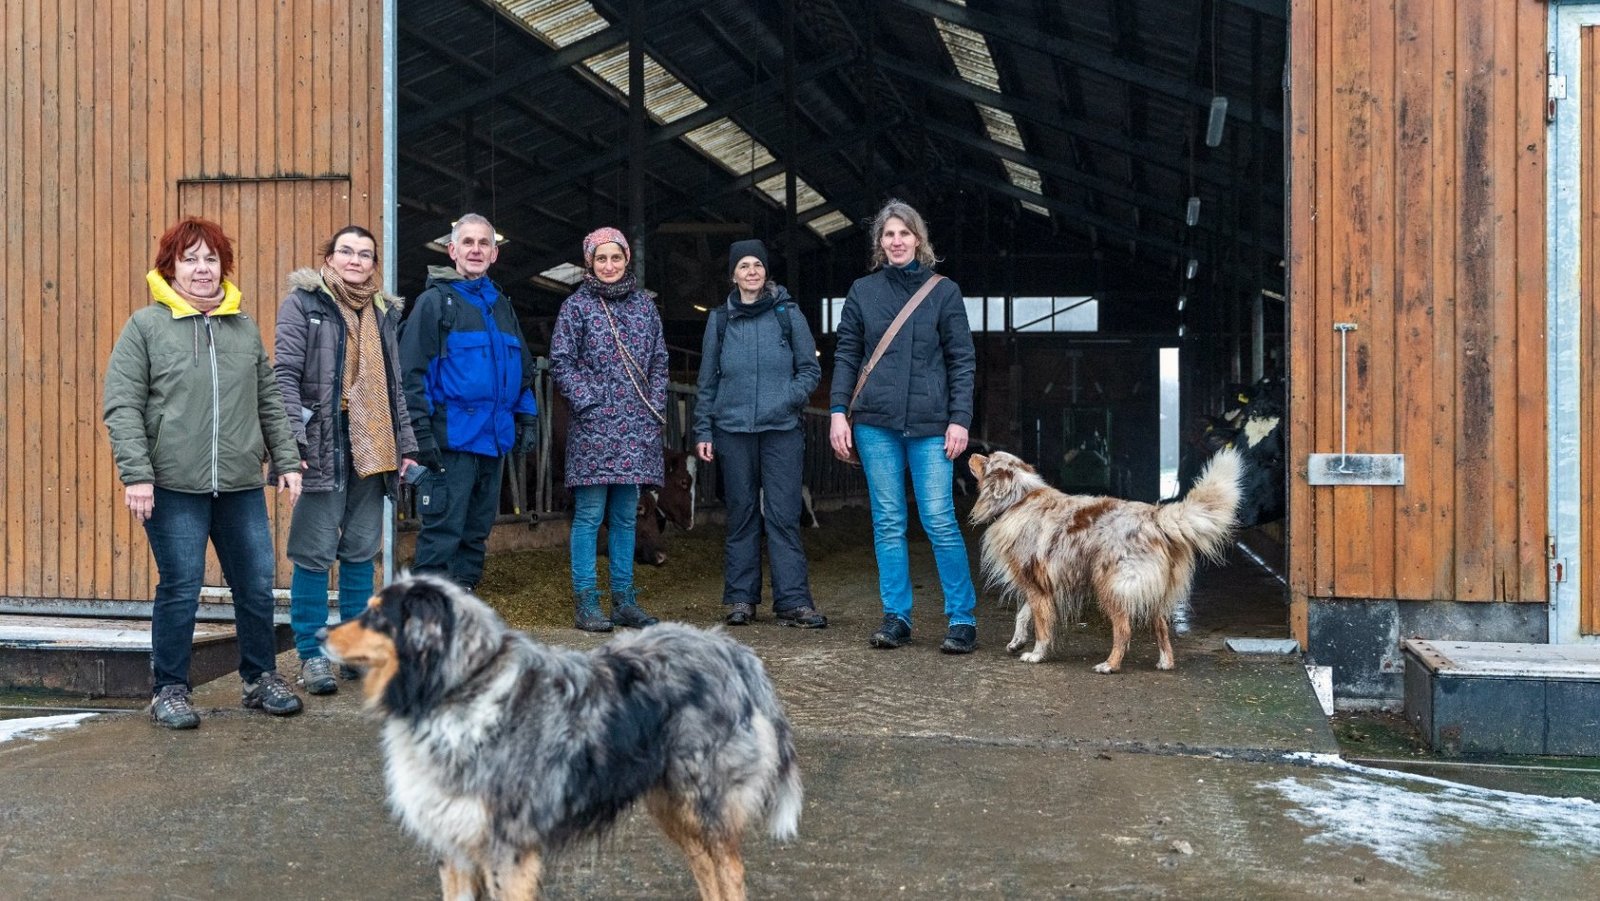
[{"left": 273, "top": 225, "right": 419, "bottom": 695}]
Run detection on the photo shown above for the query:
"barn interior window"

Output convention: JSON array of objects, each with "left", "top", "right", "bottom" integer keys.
[{"left": 820, "top": 296, "right": 1098, "bottom": 334}]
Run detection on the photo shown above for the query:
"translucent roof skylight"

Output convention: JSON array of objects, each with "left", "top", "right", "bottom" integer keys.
[
  {"left": 933, "top": 6, "right": 1049, "bottom": 217},
  {"left": 494, "top": 0, "right": 851, "bottom": 237}
]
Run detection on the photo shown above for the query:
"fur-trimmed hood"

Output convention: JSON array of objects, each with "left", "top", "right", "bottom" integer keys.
[{"left": 286, "top": 266, "right": 403, "bottom": 313}]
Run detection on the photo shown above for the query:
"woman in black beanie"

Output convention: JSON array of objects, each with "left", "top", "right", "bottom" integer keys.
[{"left": 692, "top": 239, "right": 827, "bottom": 627}]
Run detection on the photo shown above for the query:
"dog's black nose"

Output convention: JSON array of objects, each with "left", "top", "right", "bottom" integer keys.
[{"left": 314, "top": 627, "right": 329, "bottom": 642}]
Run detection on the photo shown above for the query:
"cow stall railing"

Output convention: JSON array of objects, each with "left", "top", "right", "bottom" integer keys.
[{"left": 394, "top": 358, "right": 866, "bottom": 530}]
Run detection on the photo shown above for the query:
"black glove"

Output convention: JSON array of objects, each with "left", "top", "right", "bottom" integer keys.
[
  {"left": 413, "top": 446, "right": 443, "bottom": 472},
  {"left": 513, "top": 419, "right": 538, "bottom": 455}
]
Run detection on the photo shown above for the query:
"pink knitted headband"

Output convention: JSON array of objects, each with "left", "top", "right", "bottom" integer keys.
[{"left": 582, "top": 227, "right": 630, "bottom": 268}]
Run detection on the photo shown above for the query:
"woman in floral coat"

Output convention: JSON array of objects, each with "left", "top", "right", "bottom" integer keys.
[{"left": 549, "top": 227, "right": 668, "bottom": 631}]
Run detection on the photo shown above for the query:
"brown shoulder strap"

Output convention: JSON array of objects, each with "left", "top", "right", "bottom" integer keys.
[{"left": 848, "top": 274, "right": 945, "bottom": 413}]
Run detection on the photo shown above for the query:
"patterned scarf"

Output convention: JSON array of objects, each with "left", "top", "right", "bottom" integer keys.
[
  {"left": 582, "top": 270, "right": 638, "bottom": 300},
  {"left": 321, "top": 264, "right": 396, "bottom": 478}
]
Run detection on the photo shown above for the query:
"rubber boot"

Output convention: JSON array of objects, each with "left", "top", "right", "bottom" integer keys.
[{"left": 574, "top": 588, "right": 613, "bottom": 633}]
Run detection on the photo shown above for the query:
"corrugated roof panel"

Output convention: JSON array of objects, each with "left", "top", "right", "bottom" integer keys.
[
  {"left": 810, "top": 211, "right": 855, "bottom": 237},
  {"left": 497, "top": 0, "right": 608, "bottom": 49},
  {"left": 932, "top": 4, "right": 1049, "bottom": 219},
  {"left": 491, "top": 0, "right": 849, "bottom": 241},
  {"left": 754, "top": 174, "right": 827, "bottom": 212},
  {"left": 934, "top": 19, "right": 1001, "bottom": 92},
  {"left": 683, "top": 120, "right": 778, "bottom": 173},
  {"left": 977, "top": 105, "right": 1025, "bottom": 151},
  {"left": 583, "top": 48, "right": 707, "bottom": 122}
]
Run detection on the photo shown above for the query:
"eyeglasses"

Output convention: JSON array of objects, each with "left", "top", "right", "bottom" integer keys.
[{"left": 333, "top": 247, "right": 376, "bottom": 262}]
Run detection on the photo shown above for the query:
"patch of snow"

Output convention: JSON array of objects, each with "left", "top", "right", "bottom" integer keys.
[
  {"left": 1264, "top": 753, "right": 1600, "bottom": 872},
  {"left": 0, "top": 712, "right": 97, "bottom": 744}
]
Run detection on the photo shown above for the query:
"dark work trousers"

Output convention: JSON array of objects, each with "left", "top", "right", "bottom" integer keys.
[
  {"left": 411, "top": 449, "right": 503, "bottom": 590},
  {"left": 715, "top": 426, "right": 813, "bottom": 611}
]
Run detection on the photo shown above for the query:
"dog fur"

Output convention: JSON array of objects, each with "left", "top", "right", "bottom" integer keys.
[
  {"left": 323, "top": 573, "right": 802, "bottom": 901},
  {"left": 967, "top": 448, "right": 1241, "bottom": 672}
]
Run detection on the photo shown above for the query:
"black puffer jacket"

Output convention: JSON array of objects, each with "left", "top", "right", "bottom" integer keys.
[
  {"left": 273, "top": 268, "right": 418, "bottom": 493},
  {"left": 829, "top": 264, "right": 976, "bottom": 437}
]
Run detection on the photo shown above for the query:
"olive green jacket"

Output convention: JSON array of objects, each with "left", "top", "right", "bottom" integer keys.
[{"left": 103, "top": 270, "right": 301, "bottom": 494}]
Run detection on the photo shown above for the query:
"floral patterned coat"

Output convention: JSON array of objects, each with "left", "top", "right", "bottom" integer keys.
[{"left": 549, "top": 285, "right": 668, "bottom": 487}]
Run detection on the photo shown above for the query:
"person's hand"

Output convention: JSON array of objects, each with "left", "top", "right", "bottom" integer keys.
[
  {"left": 829, "top": 412, "right": 854, "bottom": 461},
  {"left": 944, "top": 423, "right": 969, "bottom": 461},
  {"left": 414, "top": 447, "right": 443, "bottom": 472},
  {"left": 400, "top": 458, "right": 418, "bottom": 478},
  {"left": 298, "top": 441, "right": 309, "bottom": 471},
  {"left": 277, "top": 471, "right": 303, "bottom": 507},
  {"left": 514, "top": 419, "right": 538, "bottom": 454},
  {"left": 124, "top": 483, "right": 155, "bottom": 522},
  {"left": 696, "top": 441, "right": 715, "bottom": 463}
]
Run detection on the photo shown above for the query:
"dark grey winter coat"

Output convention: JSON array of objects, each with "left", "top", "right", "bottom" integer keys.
[
  {"left": 828, "top": 264, "right": 976, "bottom": 437},
  {"left": 273, "top": 269, "right": 418, "bottom": 492},
  {"left": 692, "top": 285, "right": 820, "bottom": 442}
]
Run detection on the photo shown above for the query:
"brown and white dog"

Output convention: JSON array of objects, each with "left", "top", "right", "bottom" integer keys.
[{"left": 967, "top": 448, "right": 1241, "bottom": 672}]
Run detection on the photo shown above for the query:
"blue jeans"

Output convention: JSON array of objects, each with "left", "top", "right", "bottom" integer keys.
[
  {"left": 570, "top": 483, "right": 640, "bottom": 595},
  {"left": 143, "top": 487, "right": 280, "bottom": 690},
  {"left": 854, "top": 423, "right": 977, "bottom": 627}
]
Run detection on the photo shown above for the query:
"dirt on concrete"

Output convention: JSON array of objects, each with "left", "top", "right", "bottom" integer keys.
[{"left": 3, "top": 507, "right": 1598, "bottom": 899}]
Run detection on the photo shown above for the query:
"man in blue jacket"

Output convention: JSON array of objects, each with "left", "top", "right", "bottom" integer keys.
[{"left": 398, "top": 213, "right": 537, "bottom": 589}]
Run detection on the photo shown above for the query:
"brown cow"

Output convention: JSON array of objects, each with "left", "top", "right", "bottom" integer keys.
[{"left": 656, "top": 449, "right": 697, "bottom": 532}]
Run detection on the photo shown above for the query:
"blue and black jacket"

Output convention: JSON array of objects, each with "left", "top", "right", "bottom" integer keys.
[{"left": 398, "top": 266, "right": 537, "bottom": 458}]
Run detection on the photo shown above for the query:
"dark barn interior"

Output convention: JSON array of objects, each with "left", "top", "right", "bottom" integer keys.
[{"left": 393, "top": 0, "right": 1287, "bottom": 503}]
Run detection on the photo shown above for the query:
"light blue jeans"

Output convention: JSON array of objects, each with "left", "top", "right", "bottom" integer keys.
[
  {"left": 570, "top": 483, "right": 640, "bottom": 595},
  {"left": 854, "top": 423, "right": 977, "bottom": 627}
]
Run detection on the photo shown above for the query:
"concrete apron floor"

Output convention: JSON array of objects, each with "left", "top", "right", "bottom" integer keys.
[{"left": 5, "top": 549, "right": 1600, "bottom": 898}]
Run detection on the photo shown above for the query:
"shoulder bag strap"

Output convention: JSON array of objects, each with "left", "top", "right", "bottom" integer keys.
[{"left": 848, "top": 274, "right": 945, "bottom": 413}]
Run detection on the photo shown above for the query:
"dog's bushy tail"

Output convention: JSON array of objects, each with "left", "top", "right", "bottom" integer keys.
[
  {"left": 1156, "top": 446, "right": 1242, "bottom": 561},
  {"left": 768, "top": 758, "right": 804, "bottom": 842}
]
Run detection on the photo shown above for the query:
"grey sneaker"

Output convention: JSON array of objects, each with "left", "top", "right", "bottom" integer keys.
[
  {"left": 242, "top": 671, "right": 304, "bottom": 716},
  {"left": 297, "top": 656, "right": 337, "bottom": 695},
  {"left": 150, "top": 684, "right": 200, "bottom": 730}
]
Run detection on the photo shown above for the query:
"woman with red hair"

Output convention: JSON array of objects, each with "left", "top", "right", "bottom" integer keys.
[{"left": 104, "top": 216, "right": 306, "bottom": 729}]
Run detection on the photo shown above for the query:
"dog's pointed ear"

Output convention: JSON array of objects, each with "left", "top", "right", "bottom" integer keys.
[{"left": 968, "top": 454, "right": 987, "bottom": 478}]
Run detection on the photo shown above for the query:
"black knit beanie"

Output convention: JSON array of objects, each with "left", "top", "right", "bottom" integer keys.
[{"left": 728, "top": 239, "right": 769, "bottom": 277}]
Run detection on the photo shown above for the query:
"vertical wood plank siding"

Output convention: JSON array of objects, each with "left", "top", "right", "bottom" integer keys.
[
  {"left": 1289, "top": 0, "right": 1549, "bottom": 637},
  {"left": 0, "top": 0, "right": 385, "bottom": 601}
]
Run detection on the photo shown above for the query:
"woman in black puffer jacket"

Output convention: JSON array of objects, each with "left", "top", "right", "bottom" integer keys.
[{"left": 828, "top": 199, "right": 980, "bottom": 655}]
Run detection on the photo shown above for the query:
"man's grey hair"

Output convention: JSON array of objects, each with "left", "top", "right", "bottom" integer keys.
[{"left": 451, "top": 213, "right": 495, "bottom": 246}]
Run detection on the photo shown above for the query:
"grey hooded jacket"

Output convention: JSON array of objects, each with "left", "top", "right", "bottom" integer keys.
[
  {"left": 693, "top": 284, "right": 820, "bottom": 442},
  {"left": 273, "top": 268, "right": 418, "bottom": 493}
]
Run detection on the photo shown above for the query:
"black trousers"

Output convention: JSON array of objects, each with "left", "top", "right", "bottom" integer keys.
[
  {"left": 411, "top": 449, "right": 502, "bottom": 590},
  {"left": 716, "top": 427, "right": 813, "bottom": 610}
]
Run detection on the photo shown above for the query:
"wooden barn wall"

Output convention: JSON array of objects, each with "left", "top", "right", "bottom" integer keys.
[
  {"left": 0, "top": 0, "right": 385, "bottom": 601},
  {"left": 1287, "top": 0, "right": 1548, "bottom": 639}
]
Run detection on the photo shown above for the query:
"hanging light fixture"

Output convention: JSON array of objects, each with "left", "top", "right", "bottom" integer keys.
[
  {"left": 1186, "top": 196, "right": 1201, "bottom": 227},
  {"left": 1186, "top": 258, "right": 1199, "bottom": 280},
  {"left": 1205, "top": 96, "right": 1228, "bottom": 147}
]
